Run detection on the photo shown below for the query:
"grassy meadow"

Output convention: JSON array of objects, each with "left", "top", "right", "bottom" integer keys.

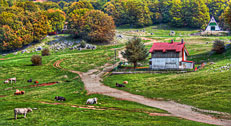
[
  {"left": 0, "top": 34, "right": 213, "bottom": 125},
  {"left": 105, "top": 24, "right": 231, "bottom": 114}
]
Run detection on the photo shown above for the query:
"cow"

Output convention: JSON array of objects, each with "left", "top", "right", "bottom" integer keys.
[
  {"left": 14, "top": 89, "right": 25, "bottom": 95},
  {"left": 8, "top": 77, "right": 16, "bottom": 84},
  {"left": 116, "top": 83, "right": 125, "bottom": 87},
  {"left": 14, "top": 108, "right": 33, "bottom": 120},
  {"left": 54, "top": 96, "right": 66, "bottom": 101},
  {"left": 34, "top": 81, "right": 39, "bottom": 84},
  {"left": 4, "top": 80, "right": 9, "bottom": 84},
  {"left": 86, "top": 97, "right": 97, "bottom": 104},
  {"left": 123, "top": 81, "right": 128, "bottom": 84},
  {"left": 27, "top": 79, "right": 32, "bottom": 83}
]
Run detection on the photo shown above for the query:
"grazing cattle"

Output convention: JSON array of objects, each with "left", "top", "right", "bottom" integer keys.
[
  {"left": 8, "top": 77, "right": 16, "bottom": 84},
  {"left": 14, "top": 108, "right": 32, "bottom": 120},
  {"left": 55, "top": 96, "right": 66, "bottom": 101},
  {"left": 123, "top": 81, "right": 128, "bottom": 84},
  {"left": 116, "top": 83, "right": 125, "bottom": 87},
  {"left": 27, "top": 79, "right": 32, "bottom": 83},
  {"left": 86, "top": 97, "right": 97, "bottom": 104},
  {"left": 34, "top": 81, "right": 39, "bottom": 84},
  {"left": 14, "top": 89, "right": 25, "bottom": 95},
  {"left": 4, "top": 80, "right": 9, "bottom": 84}
]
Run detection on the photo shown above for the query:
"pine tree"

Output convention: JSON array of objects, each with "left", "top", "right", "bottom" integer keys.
[{"left": 122, "top": 37, "right": 149, "bottom": 68}]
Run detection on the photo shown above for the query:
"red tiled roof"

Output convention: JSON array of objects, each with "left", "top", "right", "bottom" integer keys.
[
  {"left": 182, "top": 61, "right": 194, "bottom": 63},
  {"left": 149, "top": 42, "right": 185, "bottom": 53}
]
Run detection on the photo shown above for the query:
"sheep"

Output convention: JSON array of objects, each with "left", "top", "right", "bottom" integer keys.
[
  {"left": 14, "top": 108, "right": 32, "bottom": 120},
  {"left": 54, "top": 96, "right": 66, "bottom": 101},
  {"left": 116, "top": 83, "right": 125, "bottom": 87},
  {"left": 86, "top": 97, "right": 98, "bottom": 104}
]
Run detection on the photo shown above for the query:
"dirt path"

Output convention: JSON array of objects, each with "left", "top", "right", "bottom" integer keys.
[{"left": 53, "top": 38, "right": 231, "bottom": 126}]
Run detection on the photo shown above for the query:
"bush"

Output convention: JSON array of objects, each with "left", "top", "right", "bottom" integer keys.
[
  {"left": 31, "top": 55, "right": 42, "bottom": 66},
  {"left": 80, "top": 40, "right": 86, "bottom": 48},
  {"left": 212, "top": 40, "right": 225, "bottom": 54},
  {"left": 42, "top": 48, "right": 50, "bottom": 56}
]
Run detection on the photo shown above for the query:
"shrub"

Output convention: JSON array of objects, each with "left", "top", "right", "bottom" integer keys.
[
  {"left": 42, "top": 48, "right": 50, "bottom": 56},
  {"left": 212, "top": 40, "right": 225, "bottom": 54},
  {"left": 80, "top": 40, "right": 86, "bottom": 48},
  {"left": 31, "top": 55, "right": 42, "bottom": 66}
]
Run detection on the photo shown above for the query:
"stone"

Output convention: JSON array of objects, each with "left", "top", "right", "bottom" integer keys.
[
  {"left": 37, "top": 46, "right": 43, "bottom": 51},
  {"left": 2, "top": 54, "right": 6, "bottom": 56}
]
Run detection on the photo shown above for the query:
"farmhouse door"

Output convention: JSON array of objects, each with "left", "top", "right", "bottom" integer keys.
[{"left": 211, "top": 26, "right": 215, "bottom": 31}]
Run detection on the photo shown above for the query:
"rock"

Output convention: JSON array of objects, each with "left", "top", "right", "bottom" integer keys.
[
  {"left": 37, "top": 46, "right": 43, "bottom": 51},
  {"left": 151, "top": 33, "right": 154, "bottom": 35},
  {"left": 2, "top": 54, "right": 6, "bottom": 56},
  {"left": 63, "top": 75, "right": 68, "bottom": 79},
  {"left": 13, "top": 52, "right": 18, "bottom": 55},
  {"left": 169, "top": 31, "right": 175, "bottom": 36},
  {"left": 21, "top": 50, "right": 27, "bottom": 54}
]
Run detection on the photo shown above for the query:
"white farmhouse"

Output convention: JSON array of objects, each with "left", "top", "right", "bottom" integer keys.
[
  {"left": 149, "top": 39, "right": 194, "bottom": 70},
  {"left": 205, "top": 16, "right": 221, "bottom": 31}
]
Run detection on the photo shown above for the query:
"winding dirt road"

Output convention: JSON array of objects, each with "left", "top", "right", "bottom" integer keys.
[{"left": 53, "top": 38, "right": 231, "bottom": 126}]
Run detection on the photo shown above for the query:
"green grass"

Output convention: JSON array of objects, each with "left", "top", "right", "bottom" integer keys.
[
  {"left": 104, "top": 41, "right": 231, "bottom": 114},
  {"left": 0, "top": 38, "right": 213, "bottom": 125}
]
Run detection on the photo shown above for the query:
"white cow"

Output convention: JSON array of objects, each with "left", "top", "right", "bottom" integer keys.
[
  {"left": 86, "top": 98, "right": 98, "bottom": 104},
  {"left": 14, "top": 108, "right": 32, "bottom": 120},
  {"left": 8, "top": 77, "right": 16, "bottom": 84},
  {"left": 4, "top": 80, "right": 9, "bottom": 84}
]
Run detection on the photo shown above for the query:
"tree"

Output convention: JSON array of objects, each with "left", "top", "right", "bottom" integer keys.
[
  {"left": 185, "top": 0, "right": 210, "bottom": 29},
  {"left": 68, "top": 1, "right": 93, "bottom": 14},
  {"left": 104, "top": 0, "right": 152, "bottom": 27},
  {"left": 46, "top": 9, "right": 66, "bottom": 32},
  {"left": 169, "top": 0, "right": 184, "bottom": 27},
  {"left": 224, "top": 2, "right": 231, "bottom": 30},
  {"left": 81, "top": 10, "right": 115, "bottom": 42},
  {"left": 68, "top": 8, "right": 90, "bottom": 37},
  {"left": 206, "top": 0, "right": 229, "bottom": 21},
  {"left": 122, "top": 37, "right": 149, "bottom": 68},
  {"left": 0, "top": 0, "right": 8, "bottom": 7},
  {"left": 212, "top": 40, "right": 225, "bottom": 54}
]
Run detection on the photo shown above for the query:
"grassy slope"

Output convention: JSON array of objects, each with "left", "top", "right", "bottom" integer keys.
[
  {"left": 0, "top": 38, "right": 211, "bottom": 125},
  {"left": 104, "top": 24, "right": 231, "bottom": 114}
]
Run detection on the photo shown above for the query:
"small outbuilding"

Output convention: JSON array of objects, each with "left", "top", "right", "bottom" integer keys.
[
  {"left": 205, "top": 16, "right": 221, "bottom": 31},
  {"left": 149, "top": 39, "right": 194, "bottom": 70}
]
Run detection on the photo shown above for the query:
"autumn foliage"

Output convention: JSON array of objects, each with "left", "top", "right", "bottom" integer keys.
[
  {"left": 69, "top": 9, "right": 115, "bottom": 43},
  {"left": 0, "top": 6, "right": 50, "bottom": 51}
]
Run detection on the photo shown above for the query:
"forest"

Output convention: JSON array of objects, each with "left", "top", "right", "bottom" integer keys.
[{"left": 0, "top": 0, "right": 231, "bottom": 51}]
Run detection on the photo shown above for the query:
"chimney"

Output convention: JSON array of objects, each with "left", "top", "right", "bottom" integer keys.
[
  {"left": 181, "top": 39, "right": 184, "bottom": 44},
  {"left": 171, "top": 40, "right": 174, "bottom": 44}
]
